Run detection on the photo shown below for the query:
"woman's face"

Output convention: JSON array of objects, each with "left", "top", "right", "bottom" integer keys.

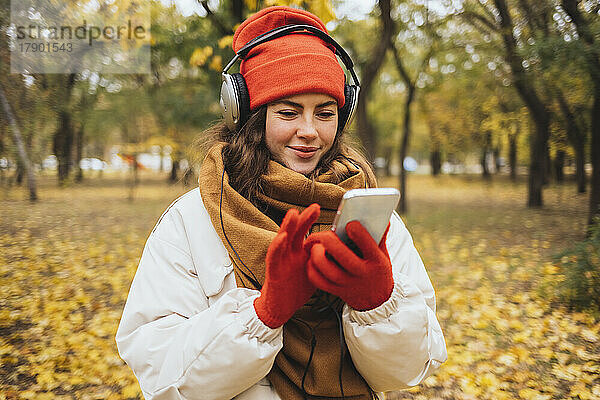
[{"left": 265, "top": 93, "right": 338, "bottom": 175}]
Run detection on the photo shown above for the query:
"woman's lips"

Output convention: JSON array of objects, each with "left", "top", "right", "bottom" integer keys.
[{"left": 288, "top": 146, "right": 319, "bottom": 159}]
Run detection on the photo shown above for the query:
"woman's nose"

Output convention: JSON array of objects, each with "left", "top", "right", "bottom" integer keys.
[{"left": 296, "top": 117, "right": 318, "bottom": 139}]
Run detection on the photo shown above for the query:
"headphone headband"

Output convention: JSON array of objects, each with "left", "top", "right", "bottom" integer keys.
[{"left": 220, "top": 23, "right": 360, "bottom": 132}]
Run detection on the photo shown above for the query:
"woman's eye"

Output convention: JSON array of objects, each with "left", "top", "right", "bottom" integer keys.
[
  {"left": 318, "top": 111, "right": 336, "bottom": 119},
  {"left": 276, "top": 110, "right": 297, "bottom": 117}
]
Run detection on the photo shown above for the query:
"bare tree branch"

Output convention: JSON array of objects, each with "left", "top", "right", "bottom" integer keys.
[
  {"left": 475, "top": 0, "right": 500, "bottom": 24},
  {"left": 392, "top": 45, "right": 413, "bottom": 88},
  {"left": 199, "top": 0, "right": 231, "bottom": 36},
  {"left": 458, "top": 10, "right": 499, "bottom": 32}
]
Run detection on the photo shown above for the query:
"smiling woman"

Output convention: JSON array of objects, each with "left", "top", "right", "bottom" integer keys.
[
  {"left": 116, "top": 5, "right": 447, "bottom": 400},
  {"left": 265, "top": 93, "right": 338, "bottom": 175}
]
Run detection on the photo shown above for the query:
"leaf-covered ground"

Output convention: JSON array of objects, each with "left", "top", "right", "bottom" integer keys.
[{"left": 1, "top": 173, "right": 598, "bottom": 399}]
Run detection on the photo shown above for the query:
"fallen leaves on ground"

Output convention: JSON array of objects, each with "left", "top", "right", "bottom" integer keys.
[
  {"left": 1, "top": 175, "right": 188, "bottom": 399},
  {"left": 381, "top": 175, "right": 599, "bottom": 400},
  {"left": 1, "top": 173, "right": 598, "bottom": 399}
]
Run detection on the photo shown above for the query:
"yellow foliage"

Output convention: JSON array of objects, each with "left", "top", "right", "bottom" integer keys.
[
  {"left": 479, "top": 372, "right": 499, "bottom": 388},
  {"left": 209, "top": 55, "right": 223, "bottom": 72},
  {"left": 305, "top": 0, "right": 336, "bottom": 24},
  {"left": 189, "top": 46, "right": 213, "bottom": 67},
  {"left": 121, "top": 383, "right": 142, "bottom": 397},
  {"left": 582, "top": 328, "right": 599, "bottom": 343},
  {"left": 262, "top": 0, "right": 335, "bottom": 24},
  {"left": 218, "top": 35, "right": 234, "bottom": 49},
  {"left": 244, "top": 0, "right": 258, "bottom": 10}
]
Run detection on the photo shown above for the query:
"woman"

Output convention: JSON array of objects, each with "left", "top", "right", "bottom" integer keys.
[{"left": 116, "top": 6, "right": 447, "bottom": 400}]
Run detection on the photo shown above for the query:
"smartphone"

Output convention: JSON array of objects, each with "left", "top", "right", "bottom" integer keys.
[{"left": 332, "top": 188, "right": 401, "bottom": 252}]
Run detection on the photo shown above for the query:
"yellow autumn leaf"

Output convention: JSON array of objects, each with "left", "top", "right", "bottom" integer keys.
[
  {"left": 189, "top": 46, "right": 213, "bottom": 67},
  {"left": 474, "top": 319, "right": 488, "bottom": 329},
  {"left": 581, "top": 328, "right": 598, "bottom": 343},
  {"left": 209, "top": 55, "right": 223, "bottom": 72},
  {"left": 496, "top": 354, "right": 517, "bottom": 366},
  {"left": 479, "top": 372, "right": 499, "bottom": 388},
  {"left": 525, "top": 303, "right": 544, "bottom": 318},
  {"left": 218, "top": 35, "right": 233, "bottom": 49},
  {"left": 121, "top": 382, "right": 142, "bottom": 397},
  {"left": 570, "top": 382, "right": 594, "bottom": 399},
  {"left": 518, "top": 388, "right": 551, "bottom": 400},
  {"left": 543, "top": 262, "right": 558, "bottom": 274}
]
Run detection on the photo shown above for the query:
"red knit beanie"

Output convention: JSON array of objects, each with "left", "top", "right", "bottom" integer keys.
[{"left": 232, "top": 6, "right": 346, "bottom": 110}]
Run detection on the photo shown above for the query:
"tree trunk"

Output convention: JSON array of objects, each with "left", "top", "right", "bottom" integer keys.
[
  {"left": 494, "top": 0, "right": 551, "bottom": 207},
  {"left": 528, "top": 117, "right": 549, "bottom": 207},
  {"left": 16, "top": 161, "right": 25, "bottom": 185},
  {"left": 170, "top": 159, "right": 179, "bottom": 183},
  {"left": 383, "top": 147, "right": 392, "bottom": 177},
  {"left": 0, "top": 84, "right": 37, "bottom": 201},
  {"left": 509, "top": 132, "right": 517, "bottom": 181},
  {"left": 390, "top": 31, "right": 432, "bottom": 213},
  {"left": 590, "top": 89, "right": 600, "bottom": 225},
  {"left": 481, "top": 150, "right": 490, "bottom": 178},
  {"left": 128, "top": 155, "right": 139, "bottom": 202},
  {"left": 554, "top": 149, "right": 565, "bottom": 183},
  {"left": 481, "top": 131, "right": 491, "bottom": 179},
  {"left": 556, "top": 87, "right": 586, "bottom": 192},
  {"left": 356, "top": 100, "right": 376, "bottom": 162},
  {"left": 544, "top": 142, "right": 551, "bottom": 185},
  {"left": 575, "top": 138, "right": 586, "bottom": 193},
  {"left": 355, "top": 0, "right": 395, "bottom": 162},
  {"left": 430, "top": 147, "right": 441, "bottom": 176},
  {"left": 561, "top": 0, "right": 600, "bottom": 225},
  {"left": 493, "top": 146, "right": 501, "bottom": 174},
  {"left": 397, "top": 84, "right": 415, "bottom": 214},
  {"left": 52, "top": 74, "right": 76, "bottom": 185},
  {"left": 75, "top": 124, "right": 84, "bottom": 182},
  {"left": 0, "top": 122, "right": 5, "bottom": 156},
  {"left": 53, "top": 111, "right": 74, "bottom": 184}
]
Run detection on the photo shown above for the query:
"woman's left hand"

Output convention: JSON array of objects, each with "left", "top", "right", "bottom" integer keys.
[
  {"left": 253, "top": 204, "right": 320, "bottom": 328},
  {"left": 304, "top": 221, "right": 394, "bottom": 311}
]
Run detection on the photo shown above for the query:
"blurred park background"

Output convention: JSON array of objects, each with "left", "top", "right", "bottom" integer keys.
[{"left": 1, "top": 0, "right": 600, "bottom": 399}]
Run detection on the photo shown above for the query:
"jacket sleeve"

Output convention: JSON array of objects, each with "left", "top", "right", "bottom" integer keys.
[
  {"left": 342, "top": 212, "right": 447, "bottom": 392},
  {"left": 115, "top": 199, "right": 283, "bottom": 400}
]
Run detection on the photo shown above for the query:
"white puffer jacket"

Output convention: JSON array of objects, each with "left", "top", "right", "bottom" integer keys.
[{"left": 116, "top": 188, "right": 447, "bottom": 400}]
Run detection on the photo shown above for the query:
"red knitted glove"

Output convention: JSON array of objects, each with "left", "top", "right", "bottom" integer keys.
[
  {"left": 254, "top": 204, "right": 320, "bottom": 328},
  {"left": 304, "top": 221, "right": 393, "bottom": 311}
]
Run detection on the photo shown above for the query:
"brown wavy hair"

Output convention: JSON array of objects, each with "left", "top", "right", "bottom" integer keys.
[{"left": 193, "top": 106, "right": 376, "bottom": 204}]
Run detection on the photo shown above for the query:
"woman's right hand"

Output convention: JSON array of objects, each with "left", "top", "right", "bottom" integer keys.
[
  {"left": 304, "top": 221, "right": 394, "bottom": 311},
  {"left": 253, "top": 203, "right": 320, "bottom": 329}
]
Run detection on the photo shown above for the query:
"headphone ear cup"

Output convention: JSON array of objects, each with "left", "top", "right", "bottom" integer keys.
[
  {"left": 220, "top": 73, "right": 251, "bottom": 132},
  {"left": 231, "top": 73, "right": 250, "bottom": 131},
  {"left": 338, "top": 84, "right": 358, "bottom": 133}
]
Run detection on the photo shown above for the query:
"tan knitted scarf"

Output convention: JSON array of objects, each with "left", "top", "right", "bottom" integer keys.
[{"left": 199, "top": 143, "right": 373, "bottom": 399}]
